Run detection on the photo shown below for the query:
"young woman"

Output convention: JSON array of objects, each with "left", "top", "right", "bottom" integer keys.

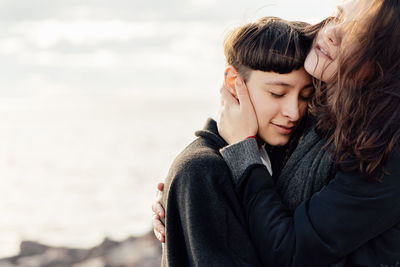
[
  {"left": 158, "top": 17, "right": 314, "bottom": 266},
  {"left": 216, "top": 0, "right": 400, "bottom": 265}
]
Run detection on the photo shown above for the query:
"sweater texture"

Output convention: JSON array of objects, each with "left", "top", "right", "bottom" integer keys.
[{"left": 161, "top": 118, "right": 262, "bottom": 267}]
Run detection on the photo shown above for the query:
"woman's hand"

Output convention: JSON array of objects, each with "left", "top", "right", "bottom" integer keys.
[
  {"left": 218, "top": 78, "right": 258, "bottom": 145},
  {"left": 152, "top": 182, "right": 166, "bottom": 243}
]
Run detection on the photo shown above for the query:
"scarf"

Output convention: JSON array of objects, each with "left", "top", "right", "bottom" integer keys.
[{"left": 275, "top": 119, "right": 348, "bottom": 267}]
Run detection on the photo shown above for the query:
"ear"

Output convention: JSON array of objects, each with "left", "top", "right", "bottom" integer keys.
[{"left": 224, "top": 66, "right": 240, "bottom": 99}]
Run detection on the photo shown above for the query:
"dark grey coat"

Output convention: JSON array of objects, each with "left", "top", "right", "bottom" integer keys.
[{"left": 161, "top": 118, "right": 262, "bottom": 267}]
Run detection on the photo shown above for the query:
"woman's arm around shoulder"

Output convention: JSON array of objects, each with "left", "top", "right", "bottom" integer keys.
[{"left": 236, "top": 146, "right": 400, "bottom": 266}]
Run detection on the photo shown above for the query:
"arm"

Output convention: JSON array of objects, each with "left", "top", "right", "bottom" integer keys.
[
  {"left": 217, "top": 79, "right": 400, "bottom": 266},
  {"left": 221, "top": 136, "right": 400, "bottom": 266}
]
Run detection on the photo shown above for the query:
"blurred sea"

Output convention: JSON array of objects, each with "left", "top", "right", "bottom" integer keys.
[{"left": 0, "top": 94, "right": 218, "bottom": 257}]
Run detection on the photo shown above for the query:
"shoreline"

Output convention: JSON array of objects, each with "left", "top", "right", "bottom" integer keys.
[{"left": 0, "top": 231, "right": 162, "bottom": 267}]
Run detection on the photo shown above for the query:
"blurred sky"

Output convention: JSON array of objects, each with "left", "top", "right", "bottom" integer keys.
[
  {"left": 0, "top": 0, "right": 339, "bottom": 257},
  {"left": 0, "top": 0, "right": 338, "bottom": 99}
]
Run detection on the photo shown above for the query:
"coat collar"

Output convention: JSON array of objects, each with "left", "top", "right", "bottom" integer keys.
[{"left": 195, "top": 118, "right": 228, "bottom": 149}]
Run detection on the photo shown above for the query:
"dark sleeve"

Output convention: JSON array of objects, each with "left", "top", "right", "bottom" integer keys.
[
  {"left": 235, "top": 149, "right": 400, "bottom": 266},
  {"left": 161, "top": 155, "right": 262, "bottom": 267}
]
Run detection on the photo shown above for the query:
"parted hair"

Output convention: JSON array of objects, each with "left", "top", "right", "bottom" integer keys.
[{"left": 223, "top": 16, "right": 312, "bottom": 81}]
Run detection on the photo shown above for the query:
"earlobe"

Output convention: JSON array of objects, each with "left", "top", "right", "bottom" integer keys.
[{"left": 224, "top": 66, "right": 239, "bottom": 98}]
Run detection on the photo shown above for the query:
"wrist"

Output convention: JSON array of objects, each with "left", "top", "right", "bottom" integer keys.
[{"left": 220, "top": 138, "right": 263, "bottom": 185}]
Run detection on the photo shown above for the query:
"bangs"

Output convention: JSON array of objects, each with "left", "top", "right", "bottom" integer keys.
[{"left": 224, "top": 17, "right": 311, "bottom": 77}]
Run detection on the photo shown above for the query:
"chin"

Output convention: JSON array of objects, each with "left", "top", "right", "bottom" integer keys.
[
  {"left": 271, "top": 141, "right": 289, "bottom": 147},
  {"left": 263, "top": 136, "right": 290, "bottom": 147},
  {"left": 304, "top": 51, "right": 321, "bottom": 79},
  {"left": 304, "top": 50, "right": 336, "bottom": 83}
]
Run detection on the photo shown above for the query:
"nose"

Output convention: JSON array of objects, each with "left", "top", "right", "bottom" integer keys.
[
  {"left": 282, "top": 96, "right": 301, "bottom": 122},
  {"left": 323, "top": 23, "right": 342, "bottom": 46}
]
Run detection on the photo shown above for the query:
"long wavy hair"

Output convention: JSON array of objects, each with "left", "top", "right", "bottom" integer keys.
[{"left": 309, "top": 0, "right": 400, "bottom": 181}]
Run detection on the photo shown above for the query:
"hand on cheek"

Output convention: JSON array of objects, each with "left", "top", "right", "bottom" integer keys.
[{"left": 218, "top": 77, "right": 258, "bottom": 145}]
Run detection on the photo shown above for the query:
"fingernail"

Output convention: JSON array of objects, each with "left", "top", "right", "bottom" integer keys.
[{"left": 236, "top": 78, "right": 244, "bottom": 87}]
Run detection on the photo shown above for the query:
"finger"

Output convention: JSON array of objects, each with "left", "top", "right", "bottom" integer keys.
[
  {"left": 155, "top": 186, "right": 164, "bottom": 202},
  {"left": 219, "top": 83, "right": 224, "bottom": 94},
  {"left": 235, "top": 78, "right": 252, "bottom": 106},
  {"left": 220, "top": 86, "right": 238, "bottom": 105},
  {"left": 152, "top": 214, "right": 166, "bottom": 243},
  {"left": 219, "top": 87, "right": 225, "bottom": 106},
  {"left": 152, "top": 202, "right": 158, "bottom": 213},
  {"left": 154, "top": 202, "right": 165, "bottom": 218},
  {"left": 153, "top": 228, "right": 165, "bottom": 243},
  {"left": 157, "top": 182, "right": 164, "bottom": 191},
  {"left": 153, "top": 217, "right": 166, "bottom": 235}
]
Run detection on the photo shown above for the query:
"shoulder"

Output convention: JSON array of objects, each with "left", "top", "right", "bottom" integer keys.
[
  {"left": 166, "top": 137, "right": 230, "bottom": 188},
  {"left": 379, "top": 144, "right": 400, "bottom": 192},
  {"left": 175, "top": 138, "right": 225, "bottom": 172},
  {"left": 385, "top": 143, "right": 400, "bottom": 170},
  {"left": 326, "top": 144, "right": 400, "bottom": 206},
  {"left": 162, "top": 137, "right": 233, "bottom": 207}
]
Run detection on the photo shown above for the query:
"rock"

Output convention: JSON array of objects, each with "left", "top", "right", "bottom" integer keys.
[
  {"left": 72, "top": 257, "right": 104, "bottom": 267},
  {"left": 104, "top": 232, "right": 161, "bottom": 267},
  {"left": 19, "top": 242, "right": 50, "bottom": 257},
  {"left": 16, "top": 247, "right": 90, "bottom": 267},
  {"left": 86, "top": 238, "right": 119, "bottom": 259},
  {"left": 0, "top": 231, "right": 162, "bottom": 267},
  {"left": 0, "top": 260, "right": 17, "bottom": 267}
]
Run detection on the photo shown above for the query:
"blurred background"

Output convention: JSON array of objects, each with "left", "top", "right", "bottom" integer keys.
[{"left": 0, "top": 0, "right": 338, "bottom": 265}]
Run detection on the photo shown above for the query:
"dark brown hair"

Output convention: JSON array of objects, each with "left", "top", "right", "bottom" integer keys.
[
  {"left": 223, "top": 16, "right": 312, "bottom": 81},
  {"left": 311, "top": 0, "right": 400, "bottom": 181}
]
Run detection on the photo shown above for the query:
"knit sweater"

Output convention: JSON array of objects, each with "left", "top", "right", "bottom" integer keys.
[{"left": 160, "top": 118, "right": 262, "bottom": 267}]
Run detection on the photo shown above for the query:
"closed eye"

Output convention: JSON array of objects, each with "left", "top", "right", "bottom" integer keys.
[
  {"left": 299, "top": 95, "right": 312, "bottom": 101},
  {"left": 299, "top": 87, "right": 314, "bottom": 101},
  {"left": 270, "top": 91, "right": 284, "bottom": 98}
]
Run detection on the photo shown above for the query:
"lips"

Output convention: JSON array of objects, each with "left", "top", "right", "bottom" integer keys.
[
  {"left": 271, "top": 123, "right": 296, "bottom": 135},
  {"left": 315, "top": 43, "right": 333, "bottom": 60}
]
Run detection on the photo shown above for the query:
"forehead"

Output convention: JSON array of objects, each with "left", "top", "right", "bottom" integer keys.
[
  {"left": 248, "top": 69, "right": 311, "bottom": 88},
  {"left": 338, "top": 0, "right": 375, "bottom": 20}
]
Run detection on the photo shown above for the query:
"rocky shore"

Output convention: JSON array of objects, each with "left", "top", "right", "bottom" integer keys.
[{"left": 0, "top": 231, "right": 162, "bottom": 267}]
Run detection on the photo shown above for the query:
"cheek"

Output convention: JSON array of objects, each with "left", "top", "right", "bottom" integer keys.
[
  {"left": 255, "top": 100, "right": 281, "bottom": 123},
  {"left": 304, "top": 50, "right": 337, "bottom": 83},
  {"left": 248, "top": 90, "right": 265, "bottom": 115},
  {"left": 299, "top": 102, "right": 308, "bottom": 117},
  {"left": 304, "top": 50, "right": 318, "bottom": 76},
  {"left": 249, "top": 94, "right": 275, "bottom": 120}
]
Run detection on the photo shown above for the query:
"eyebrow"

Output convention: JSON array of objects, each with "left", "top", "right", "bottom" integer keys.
[
  {"left": 264, "top": 81, "right": 292, "bottom": 87},
  {"left": 301, "top": 83, "right": 314, "bottom": 90},
  {"left": 264, "top": 82, "right": 313, "bottom": 90}
]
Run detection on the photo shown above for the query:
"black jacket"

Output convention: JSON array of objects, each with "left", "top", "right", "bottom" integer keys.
[
  {"left": 227, "top": 139, "right": 400, "bottom": 266},
  {"left": 161, "top": 119, "right": 262, "bottom": 267}
]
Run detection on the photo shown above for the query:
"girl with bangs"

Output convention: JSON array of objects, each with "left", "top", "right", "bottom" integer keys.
[{"left": 157, "top": 17, "right": 314, "bottom": 267}]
